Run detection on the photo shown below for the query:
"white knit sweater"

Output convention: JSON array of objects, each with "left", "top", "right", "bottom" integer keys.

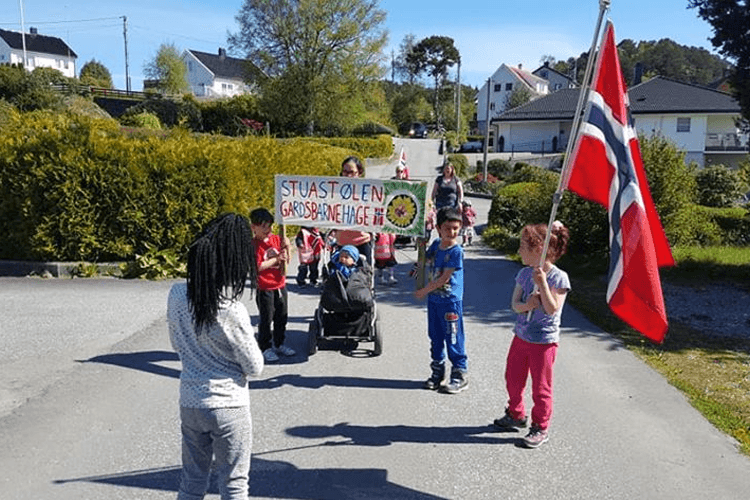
[{"left": 168, "top": 282, "right": 264, "bottom": 408}]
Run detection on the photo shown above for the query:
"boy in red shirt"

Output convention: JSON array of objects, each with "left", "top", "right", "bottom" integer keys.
[{"left": 250, "top": 208, "right": 294, "bottom": 363}]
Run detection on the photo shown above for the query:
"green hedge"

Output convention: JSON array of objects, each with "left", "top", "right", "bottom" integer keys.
[
  {"left": 301, "top": 135, "right": 393, "bottom": 162},
  {"left": 0, "top": 111, "right": 352, "bottom": 262}
]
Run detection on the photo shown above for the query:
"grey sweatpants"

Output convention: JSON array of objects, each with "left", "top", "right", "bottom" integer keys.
[{"left": 178, "top": 406, "right": 252, "bottom": 500}]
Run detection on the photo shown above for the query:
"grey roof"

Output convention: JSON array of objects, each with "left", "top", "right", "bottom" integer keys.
[
  {"left": 493, "top": 76, "right": 740, "bottom": 123},
  {"left": 0, "top": 28, "right": 77, "bottom": 58},
  {"left": 532, "top": 63, "right": 579, "bottom": 86},
  {"left": 187, "top": 49, "right": 253, "bottom": 80}
]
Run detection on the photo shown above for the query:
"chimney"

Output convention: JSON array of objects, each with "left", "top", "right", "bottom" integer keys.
[
  {"left": 634, "top": 62, "right": 643, "bottom": 85},
  {"left": 218, "top": 48, "right": 226, "bottom": 60},
  {"left": 29, "top": 27, "right": 38, "bottom": 35},
  {"left": 518, "top": 63, "right": 523, "bottom": 70}
]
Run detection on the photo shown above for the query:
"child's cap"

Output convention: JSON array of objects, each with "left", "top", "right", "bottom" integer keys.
[
  {"left": 340, "top": 245, "right": 360, "bottom": 263},
  {"left": 462, "top": 200, "right": 472, "bottom": 207}
]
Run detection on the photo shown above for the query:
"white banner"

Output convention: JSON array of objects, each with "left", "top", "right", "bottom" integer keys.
[{"left": 275, "top": 175, "right": 427, "bottom": 236}]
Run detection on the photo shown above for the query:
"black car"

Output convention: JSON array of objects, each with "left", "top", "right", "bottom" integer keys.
[{"left": 406, "top": 122, "right": 428, "bottom": 139}]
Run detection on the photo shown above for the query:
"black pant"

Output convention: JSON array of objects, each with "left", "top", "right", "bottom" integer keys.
[
  {"left": 255, "top": 288, "right": 288, "bottom": 351},
  {"left": 297, "top": 259, "right": 320, "bottom": 284}
]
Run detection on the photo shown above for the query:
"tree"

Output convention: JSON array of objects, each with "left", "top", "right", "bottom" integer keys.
[
  {"left": 79, "top": 59, "right": 113, "bottom": 88},
  {"left": 689, "top": 1, "right": 750, "bottom": 125},
  {"left": 393, "top": 34, "right": 420, "bottom": 84},
  {"left": 228, "top": 0, "right": 387, "bottom": 135},
  {"left": 505, "top": 86, "right": 533, "bottom": 110},
  {"left": 407, "top": 36, "right": 460, "bottom": 129},
  {"left": 143, "top": 43, "right": 189, "bottom": 94}
]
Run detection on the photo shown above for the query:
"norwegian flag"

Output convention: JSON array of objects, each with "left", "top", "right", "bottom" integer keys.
[
  {"left": 566, "top": 22, "right": 674, "bottom": 343},
  {"left": 397, "top": 147, "right": 410, "bottom": 178}
]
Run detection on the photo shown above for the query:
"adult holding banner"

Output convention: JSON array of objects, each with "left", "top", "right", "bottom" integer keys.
[
  {"left": 431, "top": 162, "right": 464, "bottom": 212},
  {"left": 332, "top": 156, "right": 373, "bottom": 264}
]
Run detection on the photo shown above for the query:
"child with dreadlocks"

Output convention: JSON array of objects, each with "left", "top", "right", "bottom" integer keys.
[{"left": 167, "top": 213, "right": 264, "bottom": 500}]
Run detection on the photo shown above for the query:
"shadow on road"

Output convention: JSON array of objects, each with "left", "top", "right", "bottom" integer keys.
[
  {"left": 285, "top": 422, "right": 519, "bottom": 447},
  {"left": 53, "top": 458, "right": 450, "bottom": 499},
  {"left": 253, "top": 374, "right": 423, "bottom": 391},
  {"left": 79, "top": 350, "right": 180, "bottom": 379}
]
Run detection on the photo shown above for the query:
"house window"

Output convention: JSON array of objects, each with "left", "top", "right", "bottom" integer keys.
[
  {"left": 490, "top": 103, "right": 495, "bottom": 110},
  {"left": 677, "top": 117, "right": 691, "bottom": 133},
  {"left": 505, "top": 83, "right": 513, "bottom": 91},
  {"left": 493, "top": 83, "right": 502, "bottom": 92}
]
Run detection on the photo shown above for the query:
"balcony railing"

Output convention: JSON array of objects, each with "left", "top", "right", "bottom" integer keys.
[{"left": 705, "top": 133, "right": 749, "bottom": 152}]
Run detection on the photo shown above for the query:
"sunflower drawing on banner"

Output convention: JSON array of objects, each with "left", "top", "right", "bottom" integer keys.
[{"left": 383, "top": 180, "right": 427, "bottom": 235}]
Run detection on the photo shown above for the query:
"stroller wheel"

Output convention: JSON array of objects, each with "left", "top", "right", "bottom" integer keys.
[
  {"left": 371, "top": 313, "right": 383, "bottom": 357},
  {"left": 307, "top": 322, "right": 319, "bottom": 355}
]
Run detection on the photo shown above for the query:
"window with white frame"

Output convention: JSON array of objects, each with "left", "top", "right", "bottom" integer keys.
[{"left": 677, "top": 117, "right": 691, "bottom": 133}]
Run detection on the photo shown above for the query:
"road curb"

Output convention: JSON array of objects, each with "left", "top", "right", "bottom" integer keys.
[{"left": 0, "top": 260, "right": 124, "bottom": 278}]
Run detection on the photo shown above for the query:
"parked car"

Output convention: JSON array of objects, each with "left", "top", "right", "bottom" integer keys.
[
  {"left": 406, "top": 122, "right": 428, "bottom": 139},
  {"left": 459, "top": 140, "right": 483, "bottom": 152}
]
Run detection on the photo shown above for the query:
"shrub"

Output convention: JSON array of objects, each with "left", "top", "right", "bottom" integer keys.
[
  {"left": 638, "top": 134, "right": 696, "bottom": 219},
  {"left": 120, "top": 95, "right": 202, "bottom": 130},
  {"left": 446, "top": 153, "right": 469, "bottom": 178},
  {"left": 0, "top": 110, "right": 349, "bottom": 264},
  {"left": 199, "top": 94, "right": 265, "bottom": 136},
  {"left": 695, "top": 165, "right": 746, "bottom": 207},
  {"left": 488, "top": 181, "right": 556, "bottom": 235},
  {"left": 302, "top": 135, "right": 393, "bottom": 161},
  {"left": 486, "top": 158, "right": 513, "bottom": 179},
  {"left": 507, "top": 163, "right": 559, "bottom": 186},
  {"left": 695, "top": 205, "right": 750, "bottom": 246},
  {"left": 119, "top": 111, "right": 162, "bottom": 130}
]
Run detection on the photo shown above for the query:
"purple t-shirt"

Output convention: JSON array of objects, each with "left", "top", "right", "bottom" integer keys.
[{"left": 513, "top": 265, "right": 571, "bottom": 344}]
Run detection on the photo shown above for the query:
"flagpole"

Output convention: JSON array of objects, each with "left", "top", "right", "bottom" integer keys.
[{"left": 528, "top": 0, "right": 611, "bottom": 319}]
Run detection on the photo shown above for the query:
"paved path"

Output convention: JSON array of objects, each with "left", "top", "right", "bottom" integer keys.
[{"left": 1, "top": 140, "right": 749, "bottom": 499}]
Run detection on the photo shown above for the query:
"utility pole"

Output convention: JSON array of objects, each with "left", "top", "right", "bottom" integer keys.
[
  {"left": 122, "top": 16, "right": 130, "bottom": 92},
  {"left": 483, "top": 77, "right": 491, "bottom": 184},
  {"left": 455, "top": 59, "right": 461, "bottom": 138},
  {"left": 18, "top": 0, "right": 27, "bottom": 70}
]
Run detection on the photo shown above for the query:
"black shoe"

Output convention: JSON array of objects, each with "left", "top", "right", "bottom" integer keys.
[
  {"left": 493, "top": 409, "right": 528, "bottom": 430},
  {"left": 424, "top": 362, "right": 445, "bottom": 390}
]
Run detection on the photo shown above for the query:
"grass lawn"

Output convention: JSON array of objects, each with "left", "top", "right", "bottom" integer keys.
[{"left": 560, "top": 245, "right": 750, "bottom": 455}]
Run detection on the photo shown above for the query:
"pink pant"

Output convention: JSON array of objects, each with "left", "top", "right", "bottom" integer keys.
[{"left": 505, "top": 335, "right": 558, "bottom": 430}]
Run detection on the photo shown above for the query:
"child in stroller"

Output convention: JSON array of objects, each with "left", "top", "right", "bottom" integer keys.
[{"left": 308, "top": 245, "right": 382, "bottom": 356}]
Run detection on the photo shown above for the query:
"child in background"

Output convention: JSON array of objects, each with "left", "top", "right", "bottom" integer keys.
[
  {"left": 493, "top": 221, "right": 571, "bottom": 449},
  {"left": 295, "top": 226, "right": 324, "bottom": 287},
  {"left": 167, "top": 213, "right": 264, "bottom": 500},
  {"left": 414, "top": 207, "right": 468, "bottom": 394},
  {"left": 460, "top": 200, "right": 477, "bottom": 246},
  {"left": 374, "top": 232, "right": 398, "bottom": 285},
  {"left": 249, "top": 208, "right": 294, "bottom": 363}
]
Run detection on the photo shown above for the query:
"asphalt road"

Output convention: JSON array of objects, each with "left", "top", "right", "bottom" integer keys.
[{"left": 1, "top": 139, "right": 749, "bottom": 499}]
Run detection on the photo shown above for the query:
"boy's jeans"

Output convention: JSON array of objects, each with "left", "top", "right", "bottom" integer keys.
[
  {"left": 427, "top": 300, "right": 467, "bottom": 372},
  {"left": 179, "top": 406, "right": 252, "bottom": 500}
]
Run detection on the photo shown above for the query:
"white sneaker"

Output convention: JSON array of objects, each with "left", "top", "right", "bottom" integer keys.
[
  {"left": 275, "top": 344, "right": 296, "bottom": 357},
  {"left": 263, "top": 348, "right": 279, "bottom": 362},
  {"left": 388, "top": 275, "right": 398, "bottom": 285}
]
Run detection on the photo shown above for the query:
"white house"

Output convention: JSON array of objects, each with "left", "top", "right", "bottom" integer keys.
[
  {"left": 532, "top": 62, "right": 578, "bottom": 92},
  {"left": 0, "top": 27, "right": 77, "bottom": 78},
  {"left": 491, "top": 76, "right": 749, "bottom": 168},
  {"left": 182, "top": 48, "right": 256, "bottom": 98},
  {"left": 476, "top": 64, "right": 549, "bottom": 134}
]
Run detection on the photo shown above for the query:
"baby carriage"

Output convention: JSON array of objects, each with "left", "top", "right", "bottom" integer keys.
[{"left": 308, "top": 246, "right": 382, "bottom": 356}]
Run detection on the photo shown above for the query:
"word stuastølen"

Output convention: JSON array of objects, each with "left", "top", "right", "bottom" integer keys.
[{"left": 278, "top": 177, "right": 386, "bottom": 227}]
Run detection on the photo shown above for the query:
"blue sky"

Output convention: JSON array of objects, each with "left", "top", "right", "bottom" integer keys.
[{"left": 3, "top": 0, "right": 720, "bottom": 90}]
